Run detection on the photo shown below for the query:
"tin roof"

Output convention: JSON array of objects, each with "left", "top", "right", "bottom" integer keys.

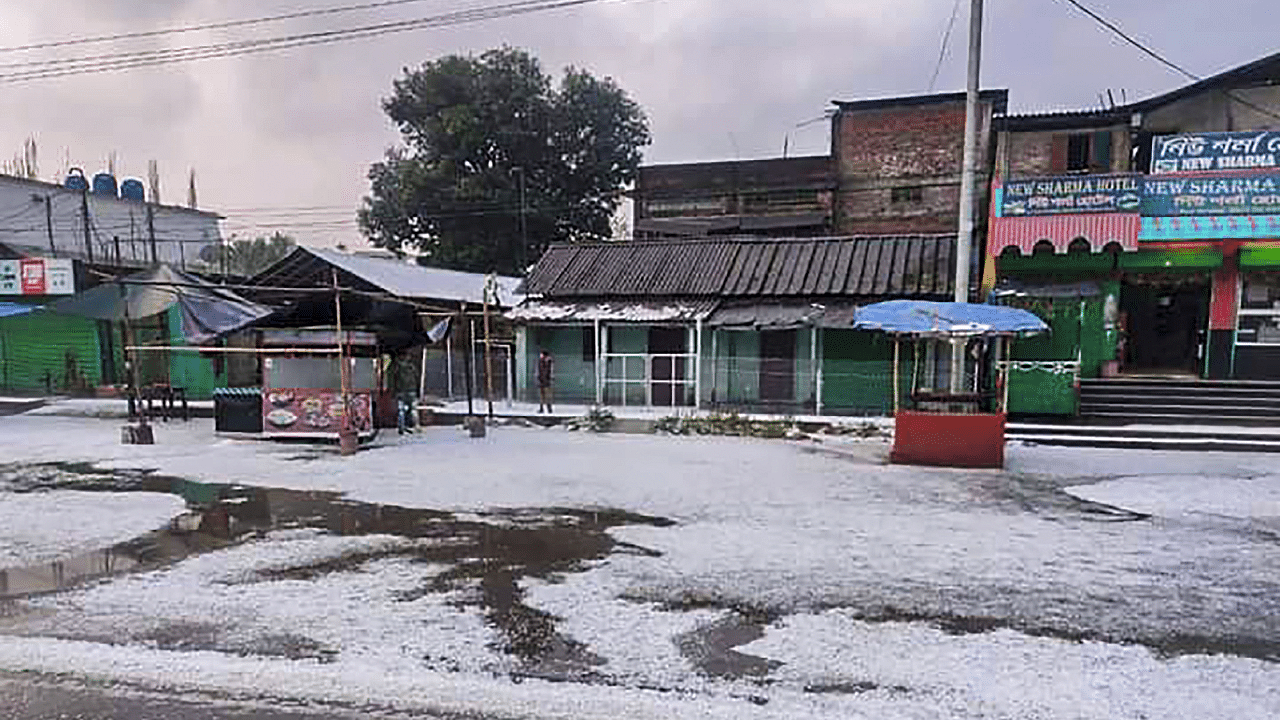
[
  {"left": 249, "top": 246, "right": 523, "bottom": 306},
  {"left": 523, "top": 236, "right": 955, "bottom": 299}
]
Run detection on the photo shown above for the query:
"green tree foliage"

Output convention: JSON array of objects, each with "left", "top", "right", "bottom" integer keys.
[
  {"left": 359, "top": 47, "right": 650, "bottom": 275},
  {"left": 213, "top": 232, "right": 296, "bottom": 277}
]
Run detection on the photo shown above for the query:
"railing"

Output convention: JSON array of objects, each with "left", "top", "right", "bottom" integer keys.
[{"left": 602, "top": 352, "right": 697, "bottom": 407}]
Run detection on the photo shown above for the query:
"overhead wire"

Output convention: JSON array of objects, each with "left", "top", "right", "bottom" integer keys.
[
  {"left": 0, "top": 0, "right": 632, "bottom": 83},
  {"left": 927, "top": 0, "right": 962, "bottom": 93},
  {"left": 0, "top": 0, "right": 444, "bottom": 54},
  {"left": 1052, "top": 0, "right": 1280, "bottom": 122}
]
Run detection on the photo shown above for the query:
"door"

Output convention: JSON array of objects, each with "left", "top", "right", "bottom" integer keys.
[
  {"left": 1120, "top": 281, "right": 1207, "bottom": 374},
  {"left": 759, "top": 329, "right": 796, "bottom": 404},
  {"left": 648, "top": 326, "right": 689, "bottom": 406}
]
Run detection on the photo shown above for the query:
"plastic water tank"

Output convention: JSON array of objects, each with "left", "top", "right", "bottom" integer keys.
[
  {"left": 92, "top": 172, "right": 118, "bottom": 197},
  {"left": 120, "top": 178, "right": 145, "bottom": 202},
  {"left": 64, "top": 170, "right": 89, "bottom": 192}
]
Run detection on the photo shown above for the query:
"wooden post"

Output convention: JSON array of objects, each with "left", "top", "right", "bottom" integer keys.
[
  {"left": 459, "top": 302, "right": 474, "bottom": 416},
  {"left": 333, "top": 269, "right": 356, "bottom": 455},
  {"left": 119, "top": 278, "right": 152, "bottom": 444}
]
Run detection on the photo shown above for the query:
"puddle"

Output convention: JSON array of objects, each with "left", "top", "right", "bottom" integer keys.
[{"left": 0, "top": 462, "right": 674, "bottom": 676}]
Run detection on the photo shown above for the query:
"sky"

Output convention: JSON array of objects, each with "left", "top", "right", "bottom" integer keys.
[{"left": 0, "top": 0, "right": 1275, "bottom": 249}]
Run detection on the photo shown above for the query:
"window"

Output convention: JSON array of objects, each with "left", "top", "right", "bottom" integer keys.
[
  {"left": 1066, "top": 135, "right": 1092, "bottom": 171},
  {"left": 891, "top": 186, "right": 924, "bottom": 204},
  {"left": 1238, "top": 276, "right": 1280, "bottom": 345},
  {"left": 581, "top": 326, "right": 596, "bottom": 362},
  {"left": 1053, "top": 130, "right": 1114, "bottom": 173}
]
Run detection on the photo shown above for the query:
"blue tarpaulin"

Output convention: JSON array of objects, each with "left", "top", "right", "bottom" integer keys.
[
  {"left": 0, "top": 302, "right": 39, "bottom": 319},
  {"left": 852, "top": 300, "right": 1047, "bottom": 338}
]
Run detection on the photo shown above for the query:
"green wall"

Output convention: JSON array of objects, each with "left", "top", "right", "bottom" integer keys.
[
  {"left": 821, "top": 329, "right": 911, "bottom": 415},
  {"left": 530, "top": 325, "right": 597, "bottom": 404}
]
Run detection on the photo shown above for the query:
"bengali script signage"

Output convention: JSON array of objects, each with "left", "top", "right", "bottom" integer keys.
[
  {"left": 1140, "top": 174, "right": 1280, "bottom": 216},
  {"left": 999, "top": 175, "right": 1142, "bottom": 216},
  {"left": 1151, "top": 131, "right": 1280, "bottom": 174}
]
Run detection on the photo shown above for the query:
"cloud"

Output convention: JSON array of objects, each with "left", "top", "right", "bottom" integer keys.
[{"left": 1, "top": 0, "right": 1277, "bottom": 248}]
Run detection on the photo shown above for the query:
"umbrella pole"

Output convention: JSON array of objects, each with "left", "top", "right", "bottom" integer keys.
[{"left": 893, "top": 338, "right": 900, "bottom": 415}]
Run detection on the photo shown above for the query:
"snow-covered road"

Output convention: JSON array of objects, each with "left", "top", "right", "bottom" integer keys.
[{"left": 1, "top": 414, "right": 1277, "bottom": 719}]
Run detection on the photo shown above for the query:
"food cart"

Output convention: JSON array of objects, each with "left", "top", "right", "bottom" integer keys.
[
  {"left": 257, "top": 328, "right": 378, "bottom": 441},
  {"left": 851, "top": 300, "right": 1048, "bottom": 469}
]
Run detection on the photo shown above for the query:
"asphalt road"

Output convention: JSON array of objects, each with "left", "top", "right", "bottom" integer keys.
[{"left": 0, "top": 675, "right": 476, "bottom": 720}]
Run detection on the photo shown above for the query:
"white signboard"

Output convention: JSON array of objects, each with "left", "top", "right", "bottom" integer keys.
[{"left": 0, "top": 258, "right": 75, "bottom": 296}]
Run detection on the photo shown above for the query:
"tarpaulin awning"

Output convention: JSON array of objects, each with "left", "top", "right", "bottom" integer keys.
[
  {"left": 0, "top": 302, "right": 39, "bottom": 319},
  {"left": 506, "top": 299, "right": 718, "bottom": 323},
  {"left": 851, "top": 300, "right": 1047, "bottom": 338},
  {"left": 46, "top": 265, "right": 272, "bottom": 344},
  {"left": 706, "top": 300, "right": 860, "bottom": 329}
]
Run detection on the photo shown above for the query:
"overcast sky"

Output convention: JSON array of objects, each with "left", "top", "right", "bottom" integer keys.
[{"left": 1, "top": 0, "right": 1275, "bottom": 248}]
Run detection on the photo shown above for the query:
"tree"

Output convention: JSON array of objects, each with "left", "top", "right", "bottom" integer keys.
[
  {"left": 212, "top": 233, "right": 296, "bottom": 277},
  {"left": 359, "top": 47, "right": 650, "bottom": 275}
]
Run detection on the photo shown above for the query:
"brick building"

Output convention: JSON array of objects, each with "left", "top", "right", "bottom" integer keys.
[
  {"left": 830, "top": 90, "right": 1007, "bottom": 235},
  {"left": 632, "top": 156, "right": 835, "bottom": 239},
  {"left": 631, "top": 90, "right": 1008, "bottom": 242}
]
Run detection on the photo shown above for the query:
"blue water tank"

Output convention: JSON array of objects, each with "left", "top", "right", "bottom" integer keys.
[
  {"left": 120, "top": 178, "right": 145, "bottom": 202},
  {"left": 64, "top": 170, "right": 89, "bottom": 192},
  {"left": 92, "top": 172, "right": 118, "bottom": 197}
]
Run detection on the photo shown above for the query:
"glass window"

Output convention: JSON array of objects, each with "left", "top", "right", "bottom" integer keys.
[{"left": 1238, "top": 276, "right": 1280, "bottom": 344}]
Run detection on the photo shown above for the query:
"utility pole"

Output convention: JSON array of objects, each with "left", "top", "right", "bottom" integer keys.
[
  {"left": 80, "top": 188, "right": 95, "bottom": 264},
  {"left": 44, "top": 196, "right": 55, "bottom": 258},
  {"left": 146, "top": 204, "right": 158, "bottom": 265},
  {"left": 951, "top": 0, "right": 984, "bottom": 393}
]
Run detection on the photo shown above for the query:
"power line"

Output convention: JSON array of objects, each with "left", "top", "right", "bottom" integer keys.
[
  {"left": 0, "top": 0, "right": 444, "bottom": 54},
  {"left": 1053, "top": 0, "right": 1280, "bottom": 122},
  {"left": 0, "top": 0, "right": 632, "bottom": 83},
  {"left": 928, "top": 0, "right": 962, "bottom": 93}
]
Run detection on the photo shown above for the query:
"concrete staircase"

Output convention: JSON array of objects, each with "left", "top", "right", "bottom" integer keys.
[
  {"left": 1078, "top": 378, "right": 1280, "bottom": 425},
  {"left": 1008, "top": 377, "right": 1280, "bottom": 452}
]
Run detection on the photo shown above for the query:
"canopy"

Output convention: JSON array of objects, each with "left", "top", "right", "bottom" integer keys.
[
  {"left": 47, "top": 265, "right": 272, "bottom": 344},
  {"left": 852, "top": 300, "right": 1047, "bottom": 338},
  {"left": 0, "top": 302, "right": 39, "bottom": 319}
]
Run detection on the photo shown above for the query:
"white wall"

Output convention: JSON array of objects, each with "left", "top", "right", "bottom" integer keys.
[{"left": 0, "top": 174, "right": 222, "bottom": 269}]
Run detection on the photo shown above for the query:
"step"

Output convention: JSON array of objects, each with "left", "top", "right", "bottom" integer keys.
[
  {"left": 1075, "top": 410, "right": 1280, "bottom": 425},
  {"left": 1007, "top": 433, "right": 1280, "bottom": 453},
  {"left": 1079, "top": 387, "right": 1280, "bottom": 398},
  {"left": 1085, "top": 397, "right": 1280, "bottom": 415},
  {"left": 1008, "top": 422, "right": 1280, "bottom": 438}
]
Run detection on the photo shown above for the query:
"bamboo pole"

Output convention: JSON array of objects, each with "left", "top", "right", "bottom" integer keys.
[
  {"left": 333, "top": 269, "right": 355, "bottom": 455},
  {"left": 483, "top": 277, "right": 495, "bottom": 419}
]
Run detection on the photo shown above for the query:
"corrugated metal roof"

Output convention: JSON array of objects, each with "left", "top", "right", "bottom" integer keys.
[
  {"left": 250, "top": 246, "right": 523, "bottom": 306},
  {"left": 524, "top": 236, "right": 956, "bottom": 299}
]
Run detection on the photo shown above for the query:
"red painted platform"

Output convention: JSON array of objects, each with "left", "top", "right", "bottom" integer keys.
[{"left": 891, "top": 411, "right": 1006, "bottom": 469}]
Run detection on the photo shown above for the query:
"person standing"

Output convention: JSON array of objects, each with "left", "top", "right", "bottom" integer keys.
[{"left": 537, "top": 349, "right": 555, "bottom": 413}]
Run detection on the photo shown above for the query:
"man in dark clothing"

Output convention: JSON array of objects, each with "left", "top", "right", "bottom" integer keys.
[{"left": 537, "top": 349, "right": 554, "bottom": 413}]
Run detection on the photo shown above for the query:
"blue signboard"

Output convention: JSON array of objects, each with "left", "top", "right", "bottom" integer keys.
[
  {"left": 1151, "top": 131, "right": 1280, "bottom": 174},
  {"left": 1140, "top": 174, "right": 1280, "bottom": 216},
  {"left": 999, "top": 175, "right": 1142, "bottom": 216}
]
